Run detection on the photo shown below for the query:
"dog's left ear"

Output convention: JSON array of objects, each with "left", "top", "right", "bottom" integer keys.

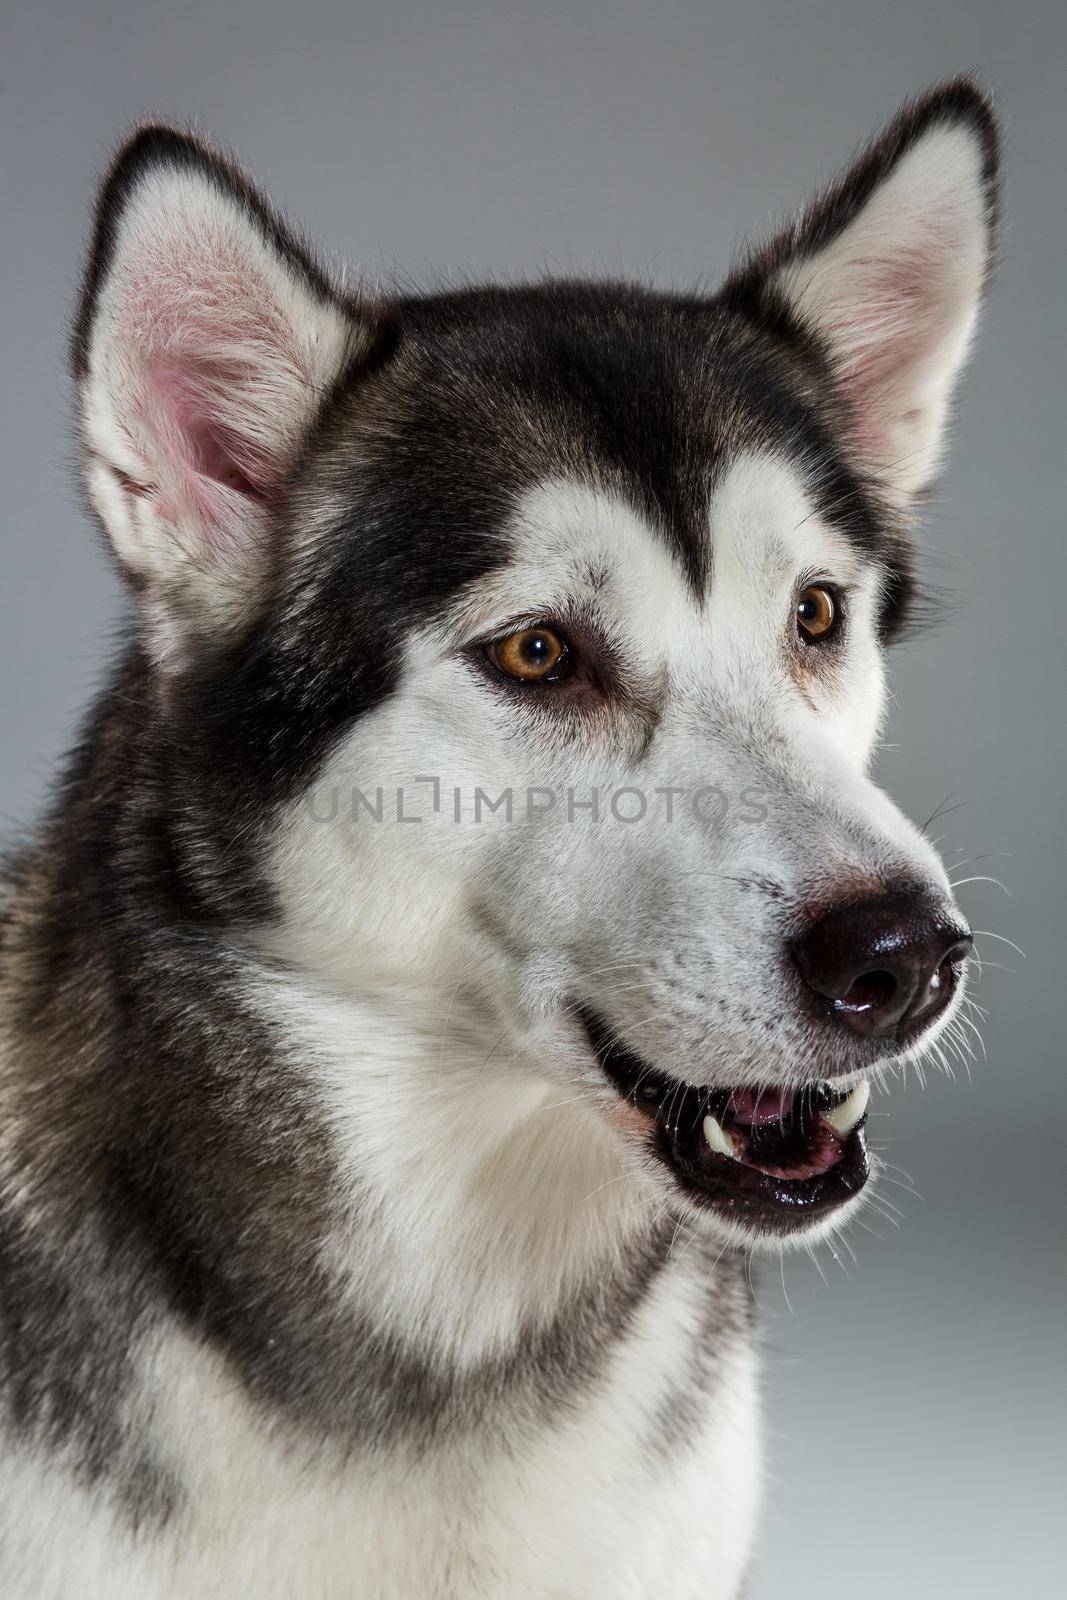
[
  {"left": 74, "top": 125, "right": 372, "bottom": 669},
  {"left": 725, "top": 78, "right": 1000, "bottom": 505}
]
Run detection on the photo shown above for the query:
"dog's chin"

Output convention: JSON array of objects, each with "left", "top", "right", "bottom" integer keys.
[{"left": 578, "top": 1007, "right": 873, "bottom": 1248}]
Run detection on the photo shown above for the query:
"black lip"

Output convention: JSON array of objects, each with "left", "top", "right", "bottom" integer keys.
[{"left": 579, "top": 1006, "right": 870, "bottom": 1235}]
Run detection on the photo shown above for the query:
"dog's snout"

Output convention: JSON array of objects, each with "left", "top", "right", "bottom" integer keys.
[{"left": 790, "top": 890, "right": 972, "bottom": 1041}]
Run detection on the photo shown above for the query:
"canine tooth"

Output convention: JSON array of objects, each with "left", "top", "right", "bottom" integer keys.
[
  {"left": 823, "top": 1080, "right": 870, "bottom": 1136},
  {"left": 703, "top": 1114, "right": 738, "bottom": 1160}
]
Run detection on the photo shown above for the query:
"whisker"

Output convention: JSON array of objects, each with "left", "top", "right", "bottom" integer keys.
[
  {"left": 954, "top": 1012, "right": 988, "bottom": 1061},
  {"left": 949, "top": 874, "right": 1012, "bottom": 897},
  {"left": 973, "top": 929, "right": 1026, "bottom": 958},
  {"left": 919, "top": 794, "right": 971, "bottom": 836}
]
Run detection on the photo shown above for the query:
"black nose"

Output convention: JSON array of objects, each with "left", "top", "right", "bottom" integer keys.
[{"left": 790, "top": 890, "right": 972, "bottom": 1040}]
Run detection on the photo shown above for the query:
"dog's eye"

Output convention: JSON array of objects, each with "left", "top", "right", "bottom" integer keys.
[
  {"left": 796, "top": 585, "right": 838, "bottom": 642},
  {"left": 486, "top": 626, "right": 570, "bottom": 683}
]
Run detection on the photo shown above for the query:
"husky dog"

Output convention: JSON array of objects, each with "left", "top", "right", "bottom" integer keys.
[{"left": 0, "top": 78, "right": 998, "bottom": 1598}]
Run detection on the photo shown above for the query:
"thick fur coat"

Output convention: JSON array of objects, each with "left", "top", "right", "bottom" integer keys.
[{"left": 0, "top": 79, "right": 997, "bottom": 1598}]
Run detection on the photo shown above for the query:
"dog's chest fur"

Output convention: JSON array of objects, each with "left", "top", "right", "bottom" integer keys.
[{"left": 1, "top": 1264, "right": 758, "bottom": 1600}]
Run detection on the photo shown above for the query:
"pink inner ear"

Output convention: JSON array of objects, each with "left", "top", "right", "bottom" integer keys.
[
  {"left": 116, "top": 219, "right": 317, "bottom": 554},
  {"left": 812, "top": 192, "right": 978, "bottom": 459},
  {"left": 822, "top": 283, "right": 928, "bottom": 455},
  {"left": 153, "top": 361, "right": 273, "bottom": 501},
  {"left": 137, "top": 356, "right": 279, "bottom": 554}
]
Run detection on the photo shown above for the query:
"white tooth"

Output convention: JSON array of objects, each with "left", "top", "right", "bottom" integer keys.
[
  {"left": 703, "top": 1114, "right": 739, "bottom": 1160},
  {"left": 823, "top": 1080, "right": 870, "bottom": 1136}
]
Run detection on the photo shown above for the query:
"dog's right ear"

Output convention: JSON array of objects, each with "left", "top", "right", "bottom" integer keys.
[{"left": 74, "top": 126, "right": 369, "bottom": 669}]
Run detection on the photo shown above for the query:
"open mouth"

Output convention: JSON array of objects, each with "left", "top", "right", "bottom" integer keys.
[{"left": 579, "top": 1007, "right": 871, "bottom": 1235}]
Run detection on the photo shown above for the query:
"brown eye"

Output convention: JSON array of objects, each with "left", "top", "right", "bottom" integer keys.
[
  {"left": 486, "top": 625, "right": 570, "bottom": 682},
  {"left": 796, "top": 585, "right": 838, "bottom": 642}
]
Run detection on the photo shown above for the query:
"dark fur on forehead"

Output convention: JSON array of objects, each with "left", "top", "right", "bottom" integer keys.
[{"left": 380, "top": 276, "right": 895, "bottom": 591}]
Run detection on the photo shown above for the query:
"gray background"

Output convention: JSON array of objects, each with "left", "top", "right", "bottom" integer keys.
[{"left": 2, "top": 2, "right": 1063, "bottom": 1594}]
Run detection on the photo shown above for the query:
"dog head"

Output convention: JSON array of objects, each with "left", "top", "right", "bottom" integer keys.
[{"left": 75, "top": 80, "right": 998, "bottom": 1251}]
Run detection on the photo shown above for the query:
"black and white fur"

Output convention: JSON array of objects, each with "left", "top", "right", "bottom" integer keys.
[{"left": 0, "top": 80, "right": 998, "bottom": 1598}]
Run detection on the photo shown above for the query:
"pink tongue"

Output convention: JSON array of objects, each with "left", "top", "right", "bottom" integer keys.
[{"left": 728, "top": 1087, "right": 794, "bottom": 1127}]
